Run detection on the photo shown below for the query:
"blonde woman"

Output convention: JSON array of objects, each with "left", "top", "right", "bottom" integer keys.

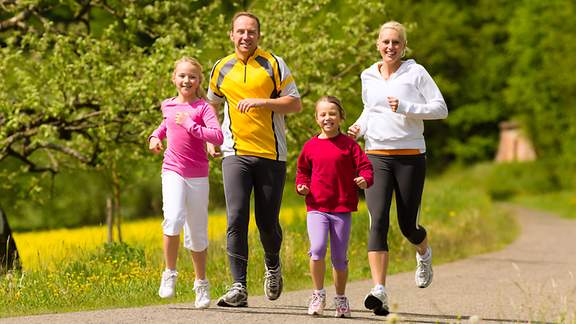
[{"left": 348, "top": 21, "right": 448, "bottom": 315}]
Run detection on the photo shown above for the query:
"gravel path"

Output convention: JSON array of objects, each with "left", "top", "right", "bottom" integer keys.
[{"left": 3, "top": 205, "right": 575, "bottom": 323}]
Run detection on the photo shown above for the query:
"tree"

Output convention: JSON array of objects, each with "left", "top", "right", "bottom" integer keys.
[
  {"left": 0, "top": 207, "right": 20, "bottom": 272},
  {"left": 0, "top": 0, "right": 228, "bottom": 237}
]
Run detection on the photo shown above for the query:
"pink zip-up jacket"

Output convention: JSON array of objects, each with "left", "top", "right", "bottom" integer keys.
[{"left": 149, "top": 97, "right": 223, "bottom": 178}]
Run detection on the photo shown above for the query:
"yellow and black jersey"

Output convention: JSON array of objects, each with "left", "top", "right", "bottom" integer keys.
[{"left": 207, "top": 48, "right": 300, "bottom": 161}]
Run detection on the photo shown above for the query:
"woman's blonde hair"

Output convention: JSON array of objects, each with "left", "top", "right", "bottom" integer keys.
[
  {"left": 379, "top": 21, "right": 407, "bottom": 44},
  {"left": 379, "top": 21, "right": 410, "bottom": 57},
  {"left": 173, "top": 57, "right": 206, "bottom": 99}
]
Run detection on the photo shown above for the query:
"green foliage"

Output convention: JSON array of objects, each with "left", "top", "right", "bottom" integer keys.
[
  {"left": 447, "top": 161, "right": 566, "bottom": 201},
  {"left": 2, "top": 0, "right": 576, "bottom": 228},
  {"left": 505, "top": 0, "right": 576, "bottom": 166},
  {"left": 512, "top": 191, "right": 576, "bottom": 220}
]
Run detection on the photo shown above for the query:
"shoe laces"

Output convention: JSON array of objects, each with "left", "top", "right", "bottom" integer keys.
[
  {"left": 417, "top": 259, "right": 431, "bottom": 277},
  {"left": 309, "top": 292, "right": 325, "bottom": 307},
  {"left": 194, "top": 281, "right": 209, "bottom": 294},
  {"left": 265, "top": 267, "right": 281, "bottom": 288},
  {"left": 334, "top": 296, "right": 350, "bottom": 312},
  {"left": 228, "top": 282, "right": 246, "bottom": 295},
  {"left": 418, "top": 257, "right": 431, "bottom": 266},
  {"left": 162, "top": 271, "right": 177, "bottom": 286}
]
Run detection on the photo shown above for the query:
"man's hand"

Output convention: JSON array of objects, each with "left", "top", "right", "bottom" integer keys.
[
  {"left": 296, "top": 184, "right": 310, "bottom": 195},
  {"left": 149, "top": 137, "right": 163, "bottom": 154},
  {"left": 237, "top": 98, "right": 267, "bottom": 113}
]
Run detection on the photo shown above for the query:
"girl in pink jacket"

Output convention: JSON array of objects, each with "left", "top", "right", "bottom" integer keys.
[{"left": 148, "top": 57, "right": 223, "bottom": 308}]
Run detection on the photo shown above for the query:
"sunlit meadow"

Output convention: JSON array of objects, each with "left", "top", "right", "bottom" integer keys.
[
  {"left": 1, "top": 177, "right": 516, "bottom": 318},
  {"left": 13, "top": 210, "right": 290, "bottom": 271}
]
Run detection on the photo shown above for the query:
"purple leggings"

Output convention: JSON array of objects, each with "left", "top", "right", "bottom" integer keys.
[{"left": 307, "top": 211, "right": 352, "bottom": 270}]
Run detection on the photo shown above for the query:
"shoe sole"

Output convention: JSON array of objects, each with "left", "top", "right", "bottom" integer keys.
[
  {"left": 308, "top": 310, "right": 323, "bottom": 316},
  {"left": 364, "top": 295, "right": 389, "bottom": 316},
  {"left": 266, "top": 291, "right": 282, "bottom": 300},
  {"left": 335, "top": 313, "right": 352, "bottom": 318},
  {"left": 216, "top": 299, "right": 248, "bottom": 307}
]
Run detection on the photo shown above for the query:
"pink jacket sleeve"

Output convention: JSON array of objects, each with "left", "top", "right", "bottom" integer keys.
[
  {"left": 149, "top": 101, "right": 168, "bottom": 141},
  {"left": 181, "top": 103, "right": 223, "bottom": 145},
  {"left": 149, "top": 119, "right": 167, "bottom": 141}
]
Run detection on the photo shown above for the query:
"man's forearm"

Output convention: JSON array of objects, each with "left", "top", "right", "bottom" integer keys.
[{"left": 264, "top": 95, "right": 302, "bottom": 114}]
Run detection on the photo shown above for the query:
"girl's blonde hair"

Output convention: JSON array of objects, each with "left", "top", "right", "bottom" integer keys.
[
  {"left": 173, "top": 57, "right": 206, "bottom": 99},
  {"left": 316, "top": 95, "right": 346, "bottom": 120},
  {"left": 379, "top": 21, "right": 410, "bottom": 57}
]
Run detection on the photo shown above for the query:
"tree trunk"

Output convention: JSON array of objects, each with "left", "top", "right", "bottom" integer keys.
[
  {"left": 111, "top": 162, "right": 122, "bottom": 243},
  {"left": 106, "top": 197, "right": 113, "bottom": 243},
  {"left": 0, "top": 207, "right": 21, "bottom": 273}
]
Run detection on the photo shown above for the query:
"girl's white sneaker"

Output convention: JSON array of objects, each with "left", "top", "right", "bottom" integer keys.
[
  {"left": 194, "top": 279, "right": 211, "bottom": 308},
  {"left": 158, "top": 269, "right": 178, "bottom": 298}
]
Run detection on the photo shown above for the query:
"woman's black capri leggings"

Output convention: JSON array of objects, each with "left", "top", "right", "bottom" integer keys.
[{"left": 366, "top": 153, "right": 427, "bottom": 251}]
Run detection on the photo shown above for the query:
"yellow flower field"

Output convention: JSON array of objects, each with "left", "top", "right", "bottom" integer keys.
[{"left": 12, "top": 206, "right": 303, "bottom": 271}]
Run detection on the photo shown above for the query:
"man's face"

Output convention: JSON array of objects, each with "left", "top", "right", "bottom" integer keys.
[{"left": 230, "top": 15, "right": 260, "bottom": 58}]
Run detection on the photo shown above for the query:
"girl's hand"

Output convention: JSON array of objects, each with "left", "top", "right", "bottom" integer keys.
[
  {"left": 296, "top": 184, "right": 310, "bottom": 195},
  {"left": 175, "top": 112, "right": 190, "bottom": 125},
  {"left": 387, "top": 96, "right": 399, "bottom": 112},
  {"left": 149, "top": 137, "right": 163, "bottom": 154},
  {"left": 347, "top": 124, "right": 360, "bottom": 138},
  {"left": 354, "top": 176, "right": 368, "bottom": 189},
  {"left": 207, "top": 143, "right": 222, "bottom": 158}
]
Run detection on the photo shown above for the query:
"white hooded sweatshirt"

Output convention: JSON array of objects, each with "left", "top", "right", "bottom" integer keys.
[{"left": 354, "top": 59, "right": 448, "bottom": 152}]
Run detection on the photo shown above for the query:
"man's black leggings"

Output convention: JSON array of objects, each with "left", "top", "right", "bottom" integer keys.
[
  {"left": 365, "top": 154, "right": 427, "bottom": 251},
  {"left": 222, "top": 155, "right": 285, "bottom": 285}
]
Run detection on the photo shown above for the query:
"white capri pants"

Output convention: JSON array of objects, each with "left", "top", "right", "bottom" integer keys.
[{"left": 161, "top": 171, "right": 209, "bottom": 252}]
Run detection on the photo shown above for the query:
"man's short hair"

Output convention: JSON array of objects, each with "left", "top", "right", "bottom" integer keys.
[{"left": 231, "top": 12, "right": 261, "bottom": 34}]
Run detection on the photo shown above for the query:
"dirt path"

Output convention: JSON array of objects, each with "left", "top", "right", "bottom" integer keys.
[{"left": 3, "top": 205, "right": 575, "bottom": 323}]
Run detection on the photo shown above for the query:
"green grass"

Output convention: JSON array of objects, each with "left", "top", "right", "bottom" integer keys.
[
  {"left": 0, "top": 169, "right": 517, "bottom": 318},
  {"left": 512, "top": 191, "right": 576, "bottom": 219}
]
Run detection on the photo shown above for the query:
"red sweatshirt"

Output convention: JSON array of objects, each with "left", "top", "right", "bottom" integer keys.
[{"left": 296, "top": 133, "right": 373, "bottom": 212}]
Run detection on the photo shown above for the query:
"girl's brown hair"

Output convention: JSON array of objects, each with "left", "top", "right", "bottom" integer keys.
[{"left": 316, "top": 96, "right": 346, "bottom": 120}]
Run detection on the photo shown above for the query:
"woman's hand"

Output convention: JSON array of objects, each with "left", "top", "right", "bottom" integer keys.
[
  {"left": 149, "top": 137, "right": 163, "bottom": 154},
  {"left": 387, "top": 96, "right": 399, "bottom": 112},
  {"left": 347, "top": 124, "right": 361, "bottom": 138},
  {"left": 354, "top": 176, "right": 368, "bottom": 189},
  {"left": 296, "top": 184, "right": 310, "bottom": 195}
]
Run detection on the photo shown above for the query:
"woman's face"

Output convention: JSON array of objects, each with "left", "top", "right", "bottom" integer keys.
[{"left": 377, "top": 28, "right": 405, "bottom": 64}]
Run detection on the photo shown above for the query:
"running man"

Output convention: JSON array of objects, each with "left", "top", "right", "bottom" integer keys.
[{"left": 207, "top": 12, "right": 302, "bottom": 307}]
